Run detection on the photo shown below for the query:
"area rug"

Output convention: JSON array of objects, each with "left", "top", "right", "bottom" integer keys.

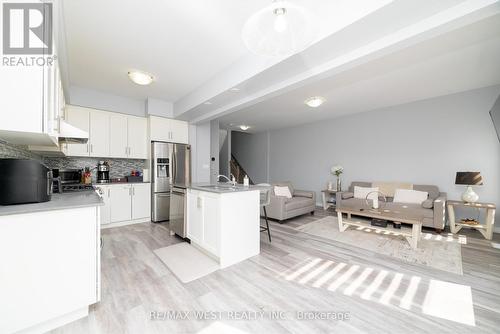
[
  {"left": 296, "top": 216, "right": 463, "bottom": 275},
  {"left": 154, "top": 243, "right": 219, "bottom": 283}
]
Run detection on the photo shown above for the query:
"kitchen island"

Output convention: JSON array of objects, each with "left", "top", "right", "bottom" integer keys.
[
  {"left": 0, "top": 190, "right": 102, "bottom": 334},
  {"left": 187, "top": 183, "right": 268, "bottom": 268}
]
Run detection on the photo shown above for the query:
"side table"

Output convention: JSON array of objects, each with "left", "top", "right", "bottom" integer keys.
[
  {"left": 447, "top": 200, "right": 496, "bottom": 240},
  {"left": 321, "top": 189, "right": 338, "bottom": 210}
]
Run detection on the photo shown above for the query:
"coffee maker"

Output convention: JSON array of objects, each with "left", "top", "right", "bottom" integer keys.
[{"left": 97, "top": 161, "right": 110, "bottom": 183}]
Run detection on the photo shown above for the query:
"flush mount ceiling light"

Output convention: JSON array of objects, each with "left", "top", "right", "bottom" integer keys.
[
  {"left": 204, "top": 101, "right": 212, "bottom": 105},
  {"left": 128, "top": 70, "right": 154, "bottom": 85},
  {"left": 239, "top": 125, "right": 250, "bottom": 131},
  {"left": 242, "top": 0, "right": 318, "bottom": 57},
  {"left": 304, "top": 96, "right": 326, "bottom": 108},
  {"left": 229, "top": 87, "right": 240, "bottom": 92}
]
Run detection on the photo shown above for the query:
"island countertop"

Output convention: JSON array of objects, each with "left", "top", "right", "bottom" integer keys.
[
  {"left": 0, "top": 190, "right": 103, "bottom": 216},
  {"left": 189, "top": 183, "right": 270, "bottom": 194}
]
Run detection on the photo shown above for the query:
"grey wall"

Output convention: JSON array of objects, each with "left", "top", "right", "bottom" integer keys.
[
  {"left": 232, "top": 86, "right": 500, "bottom": 226},
  {"left": 219, "top": 129, "right": 230, "bottom": 177},
  {"left": 210, "top": 120, "right": 220, "bottom": 184},
  {"left": 189, "top": 122, "right": 211, "bottom": 183},
  {"left": 491, "top": 94, "right": 500, "bottom": 142},
  {"left": 231, "top": 131, "right": 270, "bottom": 184}
]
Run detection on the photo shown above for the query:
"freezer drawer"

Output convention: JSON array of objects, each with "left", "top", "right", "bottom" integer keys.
[{"left": 152, "top": 193, "right": 170, "bottom": 222}]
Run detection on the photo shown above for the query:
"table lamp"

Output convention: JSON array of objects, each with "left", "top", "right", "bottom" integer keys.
[{"left": 455, "top": 172, "right": 483, "bottom": 203}]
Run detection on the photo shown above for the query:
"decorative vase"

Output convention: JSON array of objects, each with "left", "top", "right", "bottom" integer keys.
[{"left": 336, "top": 177, "right": 342, "bottom": 192}]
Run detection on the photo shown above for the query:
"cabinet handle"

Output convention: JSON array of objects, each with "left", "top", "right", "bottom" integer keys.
[
  {"left": 125, "top": 147, "right": 128, "bottom": 155},
  {"left": 86, "top": 144, "right": 89, "bottom": 153},
  {"left": 90, "top": 144, "right": 93, "bottom": 153},
  {"left": 107, "top": 189, "right": 110, "bottom": 197}
]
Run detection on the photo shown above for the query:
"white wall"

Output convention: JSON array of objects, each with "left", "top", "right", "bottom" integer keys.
[
  {"left": 231, "top": 131, "right": 270, "bottom": 184},
  {"left": 233, "top": 86, "right": 500, "bottom": 226},
  {"left": 69, "top": 86, "right": 146, "bottom": 116},
  {"left": 146, "top": 98, "right": 174, "bottom": 118}
]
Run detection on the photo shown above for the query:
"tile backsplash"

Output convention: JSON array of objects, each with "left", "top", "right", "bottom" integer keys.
[
  {"left": 43, "top": 157, "right": 147, "bottom": 179},
  {"left": 0, "top": 140, "right": 41, "bottom": 160},
  {"left": 0, "top": 140, "right": 146, "bottom": 180}
]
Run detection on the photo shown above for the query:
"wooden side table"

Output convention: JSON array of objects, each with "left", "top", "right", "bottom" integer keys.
[
  {"left": 321, "top": 189, "right": 338, "bottom": 210},
  {"left": 447, "top": 200, "right": 496, "bottom": 240}
]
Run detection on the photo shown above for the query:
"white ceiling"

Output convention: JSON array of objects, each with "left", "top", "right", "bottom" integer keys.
[
  {"left": 62, "top": 0, "right": 390, "bottom": 102},
  {"left": 217, "top": 12, "right": 500, "bottom": 132}
]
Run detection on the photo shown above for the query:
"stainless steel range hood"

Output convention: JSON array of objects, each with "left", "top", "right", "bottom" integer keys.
[{"left": 58, "top": 120, "right": 89, "bottom": 144}]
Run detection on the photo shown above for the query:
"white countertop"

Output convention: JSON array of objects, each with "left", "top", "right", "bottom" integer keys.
[{"left": 189, "top": 183, "right": 269, "bottom": 194}]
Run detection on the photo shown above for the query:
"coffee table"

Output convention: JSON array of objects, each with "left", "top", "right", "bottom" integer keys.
[{"left": 336, "top": 207, "right": 423, "bottom": 249}]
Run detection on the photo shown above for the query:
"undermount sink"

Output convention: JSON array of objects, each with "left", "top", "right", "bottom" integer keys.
[{"left": 199, "top": 184, "right": 237, "bottom": 191}]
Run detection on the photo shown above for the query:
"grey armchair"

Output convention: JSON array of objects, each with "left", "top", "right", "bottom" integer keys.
[{"left": 265, "top": 181, "right": 316, "bottom": 223}]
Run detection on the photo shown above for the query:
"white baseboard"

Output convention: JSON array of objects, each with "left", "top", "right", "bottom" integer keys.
[
  {"left": 101, "top": 217, "right": 152, "bottom": 229},
  {"left": 18, "top": 307, "right": 88, "bottom": 334}
]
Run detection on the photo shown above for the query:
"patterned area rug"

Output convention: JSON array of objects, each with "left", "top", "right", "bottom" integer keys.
[{"left": 296, "top": 216, "right": 463, "bottom": 275}]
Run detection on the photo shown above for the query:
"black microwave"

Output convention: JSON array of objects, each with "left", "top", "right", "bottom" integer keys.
[{"left": 0, "top": 159, "right": 53, "bottom": 205}]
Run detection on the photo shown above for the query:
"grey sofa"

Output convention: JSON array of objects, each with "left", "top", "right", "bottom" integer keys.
[
  {"left": 265, "top": 181, "right": 316, "bottom": 222},
  {"left": 336, "top": 181, "right": 447, "bottom": 231}
]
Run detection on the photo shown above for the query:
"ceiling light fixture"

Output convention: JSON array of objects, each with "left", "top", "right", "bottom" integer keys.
[
  {"left": 204, "top": 101, "right": 212, "bottom": 105},
  {"left": 230, "top": 87, "right": 240, "bottom": 92},
  {"left": 304, "top": 96, "right": 326, "bottom": 108},
  {"left": 239, "top": 125, "right": 250, "bottom": 131},
  {"left": 242, "top": 0, "right": 318, "bottom": 57},
  {"left": 128, "top": 70, "right": 154, "bottom": 85}
]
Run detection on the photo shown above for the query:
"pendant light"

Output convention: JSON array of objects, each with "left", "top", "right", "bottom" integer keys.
[{"left": 242, "top": 0, "right": 318, "bottom": 57}]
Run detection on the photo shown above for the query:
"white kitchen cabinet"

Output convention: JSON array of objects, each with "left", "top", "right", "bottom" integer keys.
[
  {"left": 131, "top": 183, "right": 151, "bottom": 220},
  {"left": 0, "top": 206, "right": 100, "bottom": 334},
  {"left": 95, "top": 185, "right": 111, "bottom": 225},
  {"left": 109, "top": 113, "right": 128, "bottom": 158},
  {"left": 187, "top": 188, "right": 260, "bottom": 268},
  {"left": 66, "top": 106, "right": 91, "bottom": 156},
  {"left": 149, "top": 116, "right": 189, "bottom": 144},
  {"left": 109, "top": 186, "right": 133, "bottom": 223},
  {"left": 127, "top": 116, "right": 148, "bottom": 159},
  {"left": 170, "top": 119, "right": 189, "bottom": 144},
  {"left": 89, "top": 111, "right": 110, "bottom": 157}
]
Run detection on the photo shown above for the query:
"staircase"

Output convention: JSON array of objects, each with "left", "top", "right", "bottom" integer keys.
[{"left": 230, "top": 154, "right": 254, "bottom": 185}]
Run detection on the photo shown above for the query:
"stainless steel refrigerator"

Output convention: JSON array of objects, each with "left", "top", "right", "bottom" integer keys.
[
  {"left": 169, "top": 143, "right": 191, "bottom": 238},
  {"left": 151, "top": 142, "right": 171, "bottom": 222}
]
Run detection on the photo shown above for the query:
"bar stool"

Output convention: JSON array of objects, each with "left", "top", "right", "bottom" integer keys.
[{"left": 257, "top": 183, "right": 272, "bottom": 242}]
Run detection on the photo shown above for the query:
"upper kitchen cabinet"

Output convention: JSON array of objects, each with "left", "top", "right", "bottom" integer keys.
[
  {"left": 0, "top": 1, "right": 63, "bottom": 146},
  {"left": 149, "top": 116, "right": 188, "bottom": 144},
  {"left": 66, "top": 105, "right": 147, "bottom": 159},
  {"left": 65, "top": 106, "right": 109, "bottom": 157}
]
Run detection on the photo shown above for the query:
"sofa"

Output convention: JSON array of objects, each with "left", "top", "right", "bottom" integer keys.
[
  {"left": 265, "top": 181, "right": 316, "bottom": 222},
  {"left": 336, "top": 181, "right": 447, "bottom": 230}
]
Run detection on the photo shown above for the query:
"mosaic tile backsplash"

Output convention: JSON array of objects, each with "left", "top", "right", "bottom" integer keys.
[
  {"left": 0, "top": 140, "right": 42, "bottom": 160},
  {"left": 43, "top": 157, "right": 147, "bottom": 179},
  {"left": 0, "top": 140, "right": 146, "bottom": 180}
]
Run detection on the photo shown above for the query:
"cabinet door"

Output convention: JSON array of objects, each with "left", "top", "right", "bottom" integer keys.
[
  {"left": 131, "top": 184, "right": 151, "bottom": 220},
  {"left": 109, "top": 186, "right": 132, "bottom": 223},
  {"left": 187, "top": 191, "right": 202, "bottom": 244},
  {"left": 109, "top": 113, "right": 128, "bottom": 158},
  {"left": 170, "top": 119, "right": 188, "bottom": 144},
  {"left": 89, "top": 111, "right": 110, "bottom": 157},
  {"left": 65, "top": 106, "right": 90, "bottom": 156},
  {"left": 149, "top": 116, "right": 171, "bottom": 142},
  {"left": 127, "top": 116, "right": 148, "bottom": 159},
  {"left": 95, "top": 186, "right": 111, "bottom": 225},
  {"left": 201, "top": 195, "right": 219, "bottom": 255}
]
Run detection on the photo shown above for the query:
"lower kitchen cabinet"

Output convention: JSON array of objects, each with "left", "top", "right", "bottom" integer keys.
[
  {"left": 132, "top": 183, "right": 151, "bottom": 220},
  {"left": 95, "top": 183, "right": 151, "bottom": 226}
]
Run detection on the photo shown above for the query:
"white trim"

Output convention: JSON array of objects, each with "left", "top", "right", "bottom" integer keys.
[
  {"left": 17, "top": 307, "right": 88, "bottom": 334},
  {"left": 101, "top": 217, "right": 151, "bottom": 229}
]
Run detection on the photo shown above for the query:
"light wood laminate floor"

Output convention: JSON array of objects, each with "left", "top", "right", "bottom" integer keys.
[{"left": 51, "top": 208, "right": 500, "bottom": 334}]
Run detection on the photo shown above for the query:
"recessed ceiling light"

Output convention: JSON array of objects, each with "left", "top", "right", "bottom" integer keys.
[
  {"left": 239, "top": 125, "right": 250, "bottom": 131},
  {"left": 230, "top": 87, "right": 240, "bottom": 92},
  {"left": 128, "top": 70, "right": 154, "bottom": 85},
  {"left": 204, "top": 101, "right": 212, "bottom": 105},
  {"left": 304, "top": 96, "right": 326, "bottom": 108}
]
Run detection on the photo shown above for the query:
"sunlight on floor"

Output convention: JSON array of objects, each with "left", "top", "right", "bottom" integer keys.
[{"left": 280, "top": 257, "right": 475, "bottom": 326}]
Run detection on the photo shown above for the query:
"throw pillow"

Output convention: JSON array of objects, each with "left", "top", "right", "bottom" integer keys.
[
  {"left": 274, "top": 186, "right": 292, "bottom": 199},
  {"left": 353, "top": 186, "right": 379, "bottom": 201},
  {"left": 341, "top": 192, "right": 354, "bottom": 199},
  {"left": 393, "top": 189, "right": 428, "bottom": 204},
  {"left": 422, "top": 199, "right": 434, "bottom": 209}
]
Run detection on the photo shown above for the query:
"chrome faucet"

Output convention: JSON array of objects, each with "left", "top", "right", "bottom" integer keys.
[{"left": 217, "top": 174, "right": 236, "bottom": 186}]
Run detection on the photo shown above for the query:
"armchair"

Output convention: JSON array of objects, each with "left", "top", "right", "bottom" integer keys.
[{"left": 265, "top": 182, "right": 316, "bottom": 223}]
